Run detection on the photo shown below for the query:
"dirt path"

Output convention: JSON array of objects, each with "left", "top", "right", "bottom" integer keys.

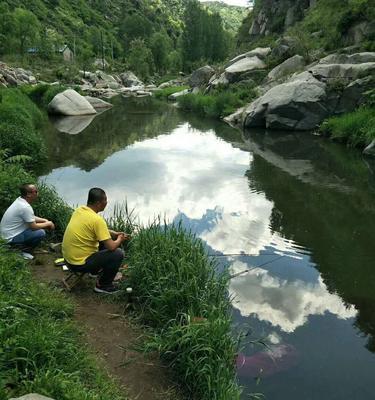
[{"left": 31, "top": 253, "right": 181, "bottom": 400}]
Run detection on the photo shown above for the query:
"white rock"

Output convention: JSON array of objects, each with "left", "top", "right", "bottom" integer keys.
[{"left": 48, "top": 89, "right": 97, "bottom": 116}]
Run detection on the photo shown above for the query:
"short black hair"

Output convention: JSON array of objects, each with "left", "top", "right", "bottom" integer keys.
[
  {"left": 19, "top": 183, "right": 35, "bottom": 198},
  {"left": 87, "top": 188, "right": 106, "bottom": 205}
]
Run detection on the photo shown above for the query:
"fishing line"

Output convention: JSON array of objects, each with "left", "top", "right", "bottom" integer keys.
[
  {"left": 208, "top": 252, "right": 277, "bottom": 258},
  {"left": 229, "top": 255, "right": 285, "bottom": 279}
]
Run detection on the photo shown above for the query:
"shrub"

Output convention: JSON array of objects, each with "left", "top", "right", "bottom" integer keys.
[
  {"left": 33, "top": 182, "right": 73, "bottom": 239},
  {"left": 122, "top": 221, "right": 241, "bottom": 399},
  {"left": 23, "top": 84, "right": 68, "bottom": 107},
  {"left": 319, "top": 107, "right": 375, "bottom": 147},
  {"left": 154, "top": 85, "right": 189, "bottom": 99},
  {"left": 0, "top": 89, "right": 46, "bottom": 167}
]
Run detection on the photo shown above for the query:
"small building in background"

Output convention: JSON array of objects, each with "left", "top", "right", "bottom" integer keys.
[{"left": 58, "top": 45, "right": 74, "bottom": 62}]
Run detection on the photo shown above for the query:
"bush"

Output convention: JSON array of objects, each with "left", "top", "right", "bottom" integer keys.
[
  {"left": 122, "top": 222, "right": 241, "bottom": 399},
  {"left": 33, "top": 182, "right": 73, "bottom": 238},
  {"left": 177, "top": 81, "right": 257, "bottom": 119},
  {"left": 23, "top": 84, "right": 68, "bottom": 107},
  {"left": 154, "top": 85, "right": 189, "bottom": 99},
  {"left": 320, "top": 107, "right": 375, "bottom": 147},
  {"left": 0, "top": 89, "right": 46, "bottom": 167}
]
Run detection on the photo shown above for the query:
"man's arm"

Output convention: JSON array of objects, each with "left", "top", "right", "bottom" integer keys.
[
  {"left": 29, "top": 220, "right": 55, "bottom": 231},
  {"left": 109, "top": 229, "right": 131, "bottom": 240},
  {"left": 102, "top": 233, "right": 126, "bottom": 251},
  {"left": 35, "top": 216, "right": 48, "bottom": 223}
]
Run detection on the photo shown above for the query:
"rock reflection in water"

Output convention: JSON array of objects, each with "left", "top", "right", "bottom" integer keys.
[{"left": 53, "top": 114, "right": 97, "bottom": 135}]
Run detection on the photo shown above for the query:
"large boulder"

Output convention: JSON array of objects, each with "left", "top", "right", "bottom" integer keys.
[
  {"left": 318, "top": 52, "right": 375, "bottom": 65},
  {"left": 48, "top": 89, "right": 97, "bottom": 116},
  {"left": 308, "top": 62, "right": 375, "bottom": 80},
  {"left": 225, "top": 56, "right": 266, "bottom": 83},
  {"left": 120, "top": 71, "right": 143, "bottom": 87},
  {"left": 226, "top": 48, "right": 271, "bottom": 68},
  {"left": 243, "top": 72, "right": 328, "bottom": 130},
  {"left": 268, "top": 55, "right": 305, "bottom": 81},
  {"left": 188, "top": 65, "right": 215, "bottom": 88},
  {"left": 10, "top": 394, "right": 55, "bottom": 400},
  {"left": 84, "top": 96, "right": 113, "bottom": 109}
]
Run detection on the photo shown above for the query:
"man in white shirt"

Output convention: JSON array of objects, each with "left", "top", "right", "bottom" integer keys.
[{"left": 0, "top": 183, "right": 55, "bottom": 258}]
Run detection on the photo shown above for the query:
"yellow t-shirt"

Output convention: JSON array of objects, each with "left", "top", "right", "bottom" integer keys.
[{"left": 62, "top": 206, "right": 111, "bottom": 265}]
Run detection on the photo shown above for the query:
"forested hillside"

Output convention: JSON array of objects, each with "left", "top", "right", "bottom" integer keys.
[
  {"left": 237, "top": 0, "right": 375, "bottom": 52},
  {"left": 201, "top": 1, "right": 248, "bottom": 35},
  {"left": 0, "top": 0, "right": 237, "bottom": 77}
]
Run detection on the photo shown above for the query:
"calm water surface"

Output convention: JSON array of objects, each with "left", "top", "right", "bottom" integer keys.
[{"left": 40, "top": 97, "right": 375, "bottom": 399}]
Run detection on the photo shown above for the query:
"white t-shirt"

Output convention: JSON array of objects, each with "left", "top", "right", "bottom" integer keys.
[{"left": 0, "top": 197, "right": 35, "bottom": 241}]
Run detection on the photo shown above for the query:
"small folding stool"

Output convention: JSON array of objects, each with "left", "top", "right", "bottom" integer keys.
[{"left": 62, "top": 266, "right": 87, "bottom": 291}]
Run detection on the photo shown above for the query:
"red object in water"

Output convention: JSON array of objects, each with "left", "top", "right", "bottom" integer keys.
[{"left": 236, "top": 344, "right": 299, "bottom": 378}]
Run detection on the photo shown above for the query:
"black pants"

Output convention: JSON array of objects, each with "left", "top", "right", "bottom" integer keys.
[{"left": 69, "top": 248, "right": 124, "bottom": 286}]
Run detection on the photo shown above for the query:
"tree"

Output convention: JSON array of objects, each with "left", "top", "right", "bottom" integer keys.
[
  {"left": 127, "top": 39, "right": 154, "bottom": 80},
  {"left": 13, "top": 8, "right": 40, "bottom": 55},
  {"left": 0, "top": 4, "right": 15, "bottom": 55},
  {"left": 150, "top": 31, "right": 172, "bottom": 74}
]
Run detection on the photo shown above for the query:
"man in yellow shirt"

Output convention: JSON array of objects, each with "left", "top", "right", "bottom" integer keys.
[{"left": 62, "top": 188, "right": 128, "bottom": 294}]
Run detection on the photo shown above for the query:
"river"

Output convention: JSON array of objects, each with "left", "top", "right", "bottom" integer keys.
[{"left": 40, "top": 96, "right": 375, "bottom": 400}]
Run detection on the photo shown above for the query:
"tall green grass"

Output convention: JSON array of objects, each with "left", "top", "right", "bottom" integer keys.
[
  {"left": 0, "top": 243, "right": 126, "bottom": 400},
  {"left": 177, "top": 82, "right": 257, "bottom": 119},
  {"left": 154, "top": 86, "right": 189, "bottom": 99},
  {"left": 121, "top": 221, "right": 241, "bottom": 399},
  {"left": 320, "top": 107, "right": 375, "bottom": 147},
  {"left": 0, "top": 88, "right": 46, "bottom": 168}
]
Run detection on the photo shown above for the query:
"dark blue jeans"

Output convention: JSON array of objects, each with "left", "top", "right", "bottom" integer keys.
[
  {"left": 10, "top": 228, "right": 46, "bottom": 249},
  {"left": 68, "top": 248, "right": 124, "bottom": 286}
]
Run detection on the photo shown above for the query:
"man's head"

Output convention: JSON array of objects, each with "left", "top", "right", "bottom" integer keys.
[
  {"left": 87, "top": 188, "right": 107, "bottom": 212},
  {"left": 20, "top": 183, "right": 38, "bottom": 203}
]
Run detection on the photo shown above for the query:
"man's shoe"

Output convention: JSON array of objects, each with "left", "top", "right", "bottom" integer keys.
[
  {"left": 21, "top": 252, "right": 34, "bottom": 260},
  {"left": 94, "top": 284, "right": 119, "bottom": 294}
]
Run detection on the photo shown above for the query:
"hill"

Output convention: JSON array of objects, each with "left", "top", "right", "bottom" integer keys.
[{"left": 201, "top": 1, "right": 248, "bottom": 35}]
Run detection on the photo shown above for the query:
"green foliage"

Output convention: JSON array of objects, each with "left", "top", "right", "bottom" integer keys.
[
  {"left": 128, "top": 39, "right": 155, "bottom": 80},
  {"left": 0, "top": 89, "right": 46, "bottom": 168},
  {"left": 33, "top": 183, "right": 73, "bottom": 238},
  {"left": 13, "top": 8, "right": 40, "bottom": 54},
  {"left": 182, "top": 0, "right": 231, "bottom": 71},
  {"left": 0, "top": 163, "right": 32, "bottom": 217},
  {"left": 154, "top": 85, "right": 189, "bottom": 99},
  {"left": 122, "top": 221, "right": 241, "bottom": 399},
  {"left": 22, "top": 84, "right": 67, "bottom": 107},
  {"left": 0, "top": 244, "right": 125, "bottom": 400},
  {"left": 319, "top": 107, "right": 375, "bottom": 147},
  {"left": 178, "top": 81, "right": 257, "bottom": 119}
]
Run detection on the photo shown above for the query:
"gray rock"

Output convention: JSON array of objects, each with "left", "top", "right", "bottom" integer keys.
[
  {"left": 319, "top": 52, "right": 375, "bottom": 65},
  {"left": 84, "top": 96, "right": 113, "bottom": 109},
  {"left": 188, "top": 65, "right": 215, "bottom": 88},
  {"left": 243, "top": 72, "right": 328, "bottom": 130},
  {"left": 10, "top": 394, "right": 55, "bottom": 400},
  {"left": 267, "top": 55, "right": 305, "bottom": 81},
  {"left": 309, "top": 62, "right": 375, "bottom": 80},
  {"left": 225, "top": 56, "right": 266, "bottom": 83},
  {"left": 48, "top": 89, "right": 97, "bottom": 116},
  {"left": 226, "top": 48, "right": 271, "bottom": 67},
  {"left": 120, "top": 71, "right": 143, "bottom": 87},
  {"left": 168, "top": 89, "right": 190, "bottom": 100},
  {"left": 363, "top": 139, "right": 375, "bottom": 156}
]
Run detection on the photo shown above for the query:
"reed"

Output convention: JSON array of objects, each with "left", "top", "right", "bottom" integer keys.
[{"left": 119, "top": 220, "right": 241, "bottom": 399}]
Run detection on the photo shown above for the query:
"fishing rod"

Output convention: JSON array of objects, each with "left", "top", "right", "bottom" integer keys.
[
  {"left": 229, "top": 255, "right": 285, "bottom": 279},
  {"left": 208, "top": 252, "right": 278, "bottom": 258}
]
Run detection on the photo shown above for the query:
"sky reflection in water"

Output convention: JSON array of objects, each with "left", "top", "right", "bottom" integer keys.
[{"left": 41, "top": 117, "right": 375, "bottom": 399}]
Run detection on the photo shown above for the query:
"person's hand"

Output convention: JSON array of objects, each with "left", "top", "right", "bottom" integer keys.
[
  {"left": 123, "top": 233, "right": 131, "bottom": 240},
  {"left": 117, "top": 233, "right": 126, "bottom": 243},
  {"left": 48, "top": 221, "right": 55, "bottom": 230}
]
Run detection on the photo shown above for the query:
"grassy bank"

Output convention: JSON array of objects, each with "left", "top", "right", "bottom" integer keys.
[
  {"left": 320, "top": 107, "right": 375, "bottom": 148},
  {"left": 0, "top": 243, "right": 126, "bottom": 400},
  {"left": 120, "top": 222, "right": 241, "bottom": 400},
  {"left": 177, "top": 80, "right": 258, "bottom": 119}
]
